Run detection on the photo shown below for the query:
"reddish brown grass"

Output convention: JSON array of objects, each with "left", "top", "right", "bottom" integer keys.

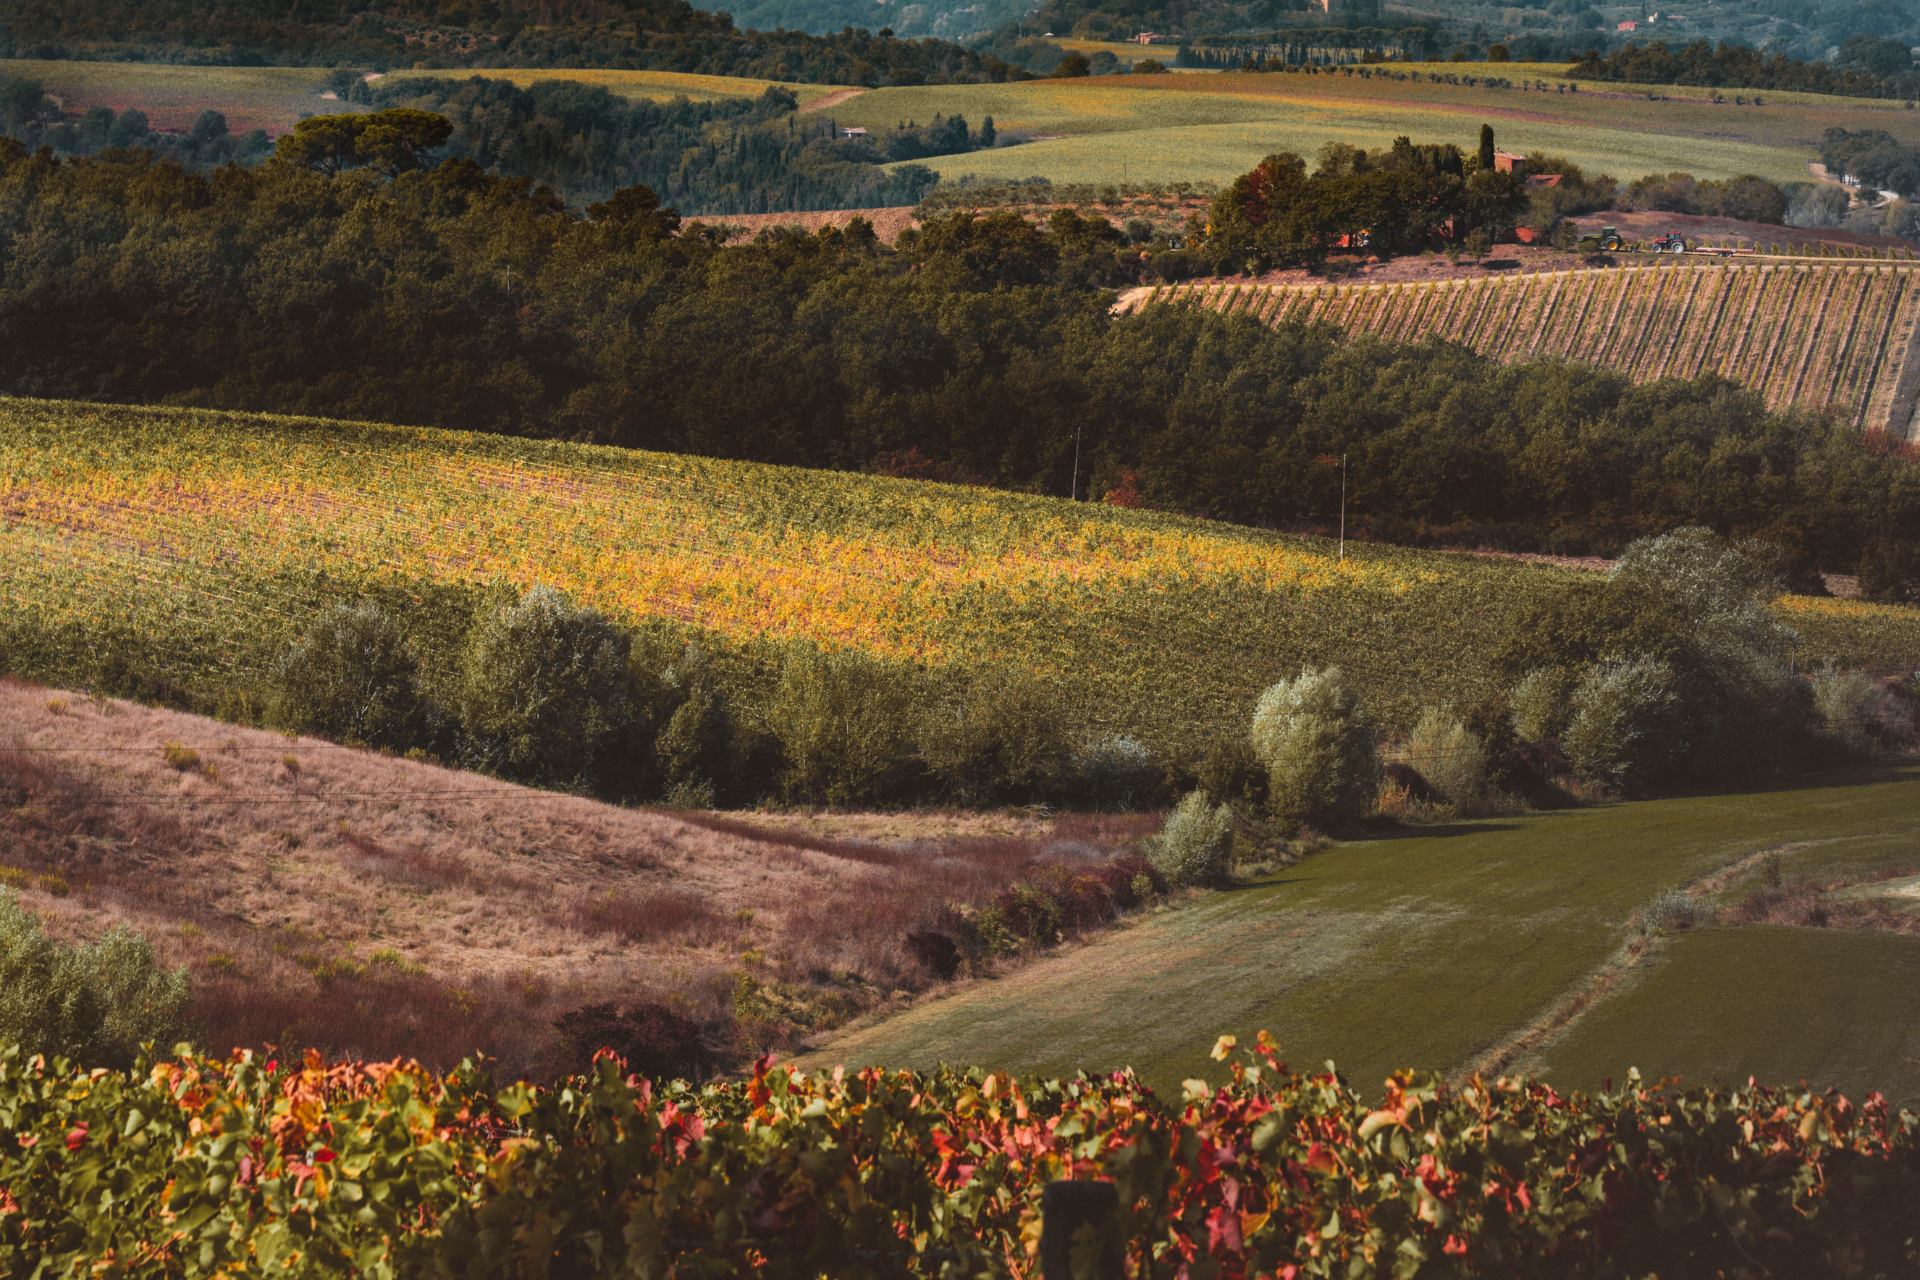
[{"left": 0, "top": 682, "right": 1168, "bottom": 1077}]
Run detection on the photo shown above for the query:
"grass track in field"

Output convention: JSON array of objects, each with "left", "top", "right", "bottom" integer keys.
[
  {"left": 797, "top": 765, "right": 1920, "bottom": 1103},
  {"left": 1539, "top": 928, "right": 1920, "bottom": 1109}
]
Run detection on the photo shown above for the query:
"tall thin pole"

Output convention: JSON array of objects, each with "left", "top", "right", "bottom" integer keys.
[
  {"left": 1339, "top": 452, "right": 1347, "bottom": 561},
  {"left": 1071, "top": 427, "right": 1081, "bottom": 500}
]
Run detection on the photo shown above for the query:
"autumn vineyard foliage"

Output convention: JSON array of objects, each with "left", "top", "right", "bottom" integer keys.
[
  {"left": 1121, "top": 260, "right": 1920, "bottom": 433},
  {"left": 2, "top": 1035, "right": 1917, "bottom": 1278},
  {"left": 10, "top": 398, "right": 1920, "bottom": 763}
]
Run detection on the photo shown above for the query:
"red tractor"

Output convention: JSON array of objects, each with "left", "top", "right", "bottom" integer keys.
[{"left": 1647, "top": 232, "right": 1690, "bottom": 254}]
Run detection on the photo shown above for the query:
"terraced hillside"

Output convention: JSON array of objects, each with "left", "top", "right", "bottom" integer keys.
[{"left": 1118, "top": 261, "right": 1920, "bottom": 436}]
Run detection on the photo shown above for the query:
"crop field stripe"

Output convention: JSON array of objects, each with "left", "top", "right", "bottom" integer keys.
[
  {"left": 1798, "top": 267, "right": 1861, "bottom": 408},
  {"left": 1480, "top": 274, "right": 1524, "bottom": 357},
  {"left": 1635, "top": 265, "right": 1693, "bottom": 378},
  {"left": 1836, "top": 269, "right": 1901, "bottom": 414},
  {"left": 1821, "top": 269, "right": 1883, "bottom": 414},
  {"left": 1387, "top": 283, "right": 1426, "bottom": 344},
  {"left": 1645, "top": 267, "right": 1706, "bottom": 380},
  {"left": 1680, "top": 267, "right": 1739, "bottom": 379},
  {"left": 1727, "top": 266, "right": 1779, "bottom": 386},
  {"left": 1860, "top": 272, "right": 1920, "bottom": 431},
  {"left": 1592, "top": 268, "right": 1641, "bottom": 366},
  {"left": 1748, "top": 266, "right": 1805, "bottom": 394},
  {"left": 1777, "top": 267, "right": 1842, "bottom": 406},
  {"left": 1770, "top": 267, "right": 1830, "bottom": 403},
  {"left": 1620, "top": 266, "right": 1677, "bottom": 373},
  {"left": 1509, "top": 274, "right": 1546, "bottom": 359}
]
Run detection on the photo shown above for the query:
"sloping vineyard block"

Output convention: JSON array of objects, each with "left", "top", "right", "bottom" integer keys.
[{"left": 1120, "top": 263, "right": 1920, "bottom": 435}]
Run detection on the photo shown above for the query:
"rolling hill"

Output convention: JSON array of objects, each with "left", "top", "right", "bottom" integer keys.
[{"left": 7, "top": 396, "right": 1919, "bottom": 764}]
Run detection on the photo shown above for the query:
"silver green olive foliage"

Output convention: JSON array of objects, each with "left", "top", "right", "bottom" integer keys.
[
  {"left": 1150, "top": 789, "right": 1235, "bottom": 886},
  {"left": 1510, "top": 666, "right": 1578, "bottom": 743},
  {"left": 1251, "top": 666, "right": 1379, "bottom": 829},
  {"left": 1562, "top": 657, "right": 1690, "bottom": 792},
  {"left": 269, "top": 601, "right": 423, "bottom": 748},
  {"left": 1811, "top": 661, "right": 1881, "bottom": 751},
  {"left": 1609, "top": 526, "right": 1795, "bottom": 661},
  {"left": 0, "top": 891, "right": 191, "bottom": 1070},
  {"left": 1069, "top": 733, "right": 1159, "bottom": 810},
  {"left": 1403, "top": 705, "right": 1487, "bottom": 804},
  {"left": 458, "top": 586, "right": 631, "bottom": 789}
]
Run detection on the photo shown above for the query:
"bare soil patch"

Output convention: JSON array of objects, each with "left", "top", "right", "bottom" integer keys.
[
  {"left": 689, "top": 206, "right": 920, "bottom": 244},
  {"left": 798, "top": 88, "right": 866, "bottom": 113}
]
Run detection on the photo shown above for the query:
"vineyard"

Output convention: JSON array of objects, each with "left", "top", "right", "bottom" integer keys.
[
  {"left": 5, "top": 397, "right": 1920, "bottom": 754},
  {"left": 1120, "top": 260, "right": 1920, "bottom": 436},
  {"left": 3, "top": 1035, "right": 1916, "bottom": 1278}
]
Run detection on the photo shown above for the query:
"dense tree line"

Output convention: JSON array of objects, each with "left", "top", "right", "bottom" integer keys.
[
  {"left": 361, "top": 78, "right": 946, "bottom": 209},
  {"left": 0, "top": 0, "right": 1040, "bottom": 86},
  {"left": 1, "top": 69, "right": 948, "bottom": 212},
  {"left": 1820, "top": 127, "right": 1920, "bottom": 200},
  {"left": 1, "top": 139, "right": 1918, "bottom": 594},
  {"left": 1573, "top": 38, "right": 1920, "bottom": 101}
]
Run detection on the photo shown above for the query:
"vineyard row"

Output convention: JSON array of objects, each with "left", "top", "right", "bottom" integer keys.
[{"left": 1120, "top": 263, "right": 1920, "bottom": 436}]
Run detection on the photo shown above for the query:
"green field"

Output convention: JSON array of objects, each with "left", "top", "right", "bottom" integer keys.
[
  {"left": 16, "top": 53, "right": 1919, "bottom": 188},
  {"left": 7, "top": 397, "right": 1918, "bottom": 757},
  {"left": 0, "top": 59, "right": 832, "bottom": 135},
  {"left": 800, "top": 764, "right": 1920, "bottom": 1108},
  {"left": 847, "top": 70, "right": 1920, "bottom": 186}
]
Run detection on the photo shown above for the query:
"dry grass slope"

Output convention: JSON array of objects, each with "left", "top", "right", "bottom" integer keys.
[
  {"left": 1120, "top": 261, "right": 1920, "bottom": 435},
  {"left": 0, "top": 678, "right": 1150, "bottom": 1077}
]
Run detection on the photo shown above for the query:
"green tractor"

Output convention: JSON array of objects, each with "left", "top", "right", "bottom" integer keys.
[{"left": 1578, "top": 225, "right": 1625, "bottom": 252}]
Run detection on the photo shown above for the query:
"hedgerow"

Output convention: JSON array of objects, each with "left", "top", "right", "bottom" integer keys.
[{"left": 2, "top": 1034, "right": 1914, "bottom": 1277}]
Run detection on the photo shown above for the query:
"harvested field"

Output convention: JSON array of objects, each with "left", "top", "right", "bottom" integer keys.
[
  {"left": 1120, "top": 259, "right": 1920, "bottom": 435},
  {"left": 695, "top": 206, "right": 919, "bottom": 244}
]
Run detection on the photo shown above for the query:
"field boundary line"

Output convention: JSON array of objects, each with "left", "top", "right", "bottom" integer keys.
[{"left": 1464, "top": 838, "right": 1840, "bottom": 1082}]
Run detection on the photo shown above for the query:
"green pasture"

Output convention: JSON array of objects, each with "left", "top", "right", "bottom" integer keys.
[
  {"left": 846, "top": 69, "right": 1920, "bottom": 186},
  {"left": 3, "top": 58, "right": 334, "bottom": 135},
  {"left": 0, "top": 59, "right": 830, "bottom": 136},
  {"left": 799, "top": 764, "right": 1920, "bottom": 1106},
  {"left": 1541, "top": 928, "right": 1920, "bottom": 1110}
]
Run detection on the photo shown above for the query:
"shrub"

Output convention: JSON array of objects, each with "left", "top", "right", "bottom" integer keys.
[
  {"left": 1813, "top": 662, "right": 1880, "bottom": 751},
  {"left": 648, "top": 640, "right": 734, "bottom": 801},
  {"left": 1608, "top": 526, "right": 1792, "bottom": 661},
  {"left": 765, "top": 648, "right": 921, "bottom": 807},
  {"left": 0, "top": 890, "right": 192, "bottom": 1069},
  {"left": 1642, "top": 887, "right": 1698, "bottom": 932},
  {"left": 918, "top": 674, "right": 1069, "bottom": 804},
  {"left": 457, "top": 586, "right": 631, "bottom": 790},
  {"left": 904, "top": 931, "right": 960, "bottom": 979},
  {"left": 1251, "top": 667, "right": 1379, "bottom": 829},
  {"left": 552, "top": 1001, "right": 714, "bottom": 1083},
  {"left": 993, "top": 883, "right": 1064, "bottom": 946},
  {"left": 1150, "top": 790, "right": 1234, "bottom": 886},
  {"left": 1065, "top": 733, "right": 1161, "bottom": 810},
  {"left": 1563, "top": 657, "right": 1690, "bottom": 793},
  {"left": 1196, "top": 732, "right": 1268, "bottom": 810},
  {"left": 1510, "top": 667, "right": 1577, "bottom": 742},
  {"left": 161, "top": 742, "right": 202, "bottom": 773},
  {"left": 269, "top": 602, "right": 426, "bottom": 749},
  {"left": 1402, "top": 706, "right": 1487, "bottom": 805}
]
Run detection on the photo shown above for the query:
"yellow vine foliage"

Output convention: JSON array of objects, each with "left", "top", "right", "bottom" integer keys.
[{"left": 2, "top": 416, "right": 1441, "bottom": 668}]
